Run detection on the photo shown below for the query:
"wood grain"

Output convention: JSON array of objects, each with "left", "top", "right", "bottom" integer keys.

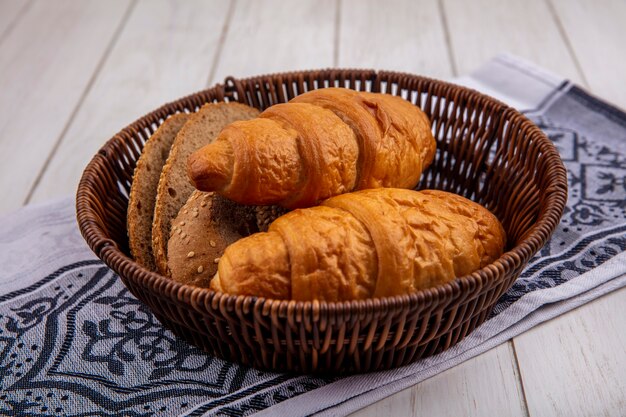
[
  {"left": 29, "top": 0, "right": 231, "bottom": 204},
  {"left": 2, "top": 1, "right": 624, "bottom": 416},
  {"left": 340, "top": 1, "right": 525, "bottom": 414},
  {"left": 338, "top": 0, "right": 453, "bottom": 77},
  {"left": 210, "top": 0, "right": 336, "bottom": 85},
  {"left": 352, "top": 343, "right": 528, "bottom": 417},
  {"left": 506, "top": 2, "right": 626, "bottom": 416},
  {"left": 0, "top": 0, "right": 131, "bottom": 214},
  {"left": 514, "top": 287, "right": 626, "bottom": 417},
  {"left": 442, "top": 0, "right": 583, "bottom": 83},
  {"left": 549, "top": 0, "right": 626, "bottom": 109},
  {"left": 0, "top": 0, "right": 30, "bottom": 42}
]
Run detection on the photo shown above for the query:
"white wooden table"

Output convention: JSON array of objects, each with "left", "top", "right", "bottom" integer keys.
[{"left": 1, "top": 0, "right": 624, "bottom": 415}]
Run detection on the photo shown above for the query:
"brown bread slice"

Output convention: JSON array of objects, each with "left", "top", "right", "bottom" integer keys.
[
  {"left": 152, "top": 102, "right": 260, "bottom": 276},
  {"left": 127, "top": 113, "right": 190, "bottom": 271},
  {"left": 168, "top": 191, "right": 288, "bottom": 287},
  {"left": 167, "top": 191, "right": 258, "bottom": 286}
]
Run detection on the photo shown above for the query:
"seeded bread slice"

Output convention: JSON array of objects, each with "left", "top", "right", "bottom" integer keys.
[
  {"left": 127, "top": 113, "right": 190, "bottom": 271},
  {"left": 168, "top": 191, "right": 259, "bottom": 286},
  {"left": 152, "top": 102, "right": 260, "bottom": 276}
]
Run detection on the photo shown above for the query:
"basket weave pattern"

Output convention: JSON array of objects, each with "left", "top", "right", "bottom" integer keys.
[{"left": 76, "top": 69, "right": 567, "bottom": 373}]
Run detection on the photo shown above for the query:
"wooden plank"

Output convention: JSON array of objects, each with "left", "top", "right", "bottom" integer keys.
[
  {"left": 28, "top": 0, "right": 231, "bottom": 204},
  {"left": 0, "top": 0, "right": 131, "bottom": 214},
  {"left": 1, "top": 2, "right": 623, "bottom": 417},
  {"left": 339, "top": 0, "right": 453, "bottom": 78},
  {"left": 442, "top": 0, "right": 584, "bottom": 83},
  {"left": 352, "top": 343, "right": 528, "bottom": 417},
  {"left": 549, "top": 0, "right": 626, "bottom": 108},
  {"left": 441, "top": 2, "right": 626, "bottom": 415},
  {"left": 340, "top": 2, "right": 526, "bottom": 415},
  {"left": 210, "top": 0, "right": 335, "bottom": 85},
  {"left": 0, "top": 0, "right": 30, "bottom": 41},
  {"left": 514, "top": 287, "right": 626, "bottom": 417},
  {"left": 493, "top": 2, "right": 626, "bottom": 416}
]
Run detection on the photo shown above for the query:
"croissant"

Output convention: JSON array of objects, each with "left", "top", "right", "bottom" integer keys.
[
  {"left": 210, "top": 189, "right": 506, "bottom": 301},
  {"left": 188, "top": 88, "right": 436, "bottom": 208}
]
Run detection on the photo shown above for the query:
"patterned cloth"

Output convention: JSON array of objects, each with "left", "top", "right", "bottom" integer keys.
[{"left": 1, "top": 55, "right": 625, "bottom": 416}]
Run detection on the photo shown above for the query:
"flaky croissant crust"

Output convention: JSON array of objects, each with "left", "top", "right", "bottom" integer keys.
[
  {"left": 210, "top": 189, "right": 506, "bottom": 301},
  {"left": 188, "top": 88, "right": 436, "bottom": 208}
]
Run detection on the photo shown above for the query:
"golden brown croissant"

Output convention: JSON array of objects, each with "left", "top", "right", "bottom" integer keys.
[
  {"left": 188, "top": 88, "right": 436, "bottom": 208},
  {"left": 210, "top": 189, "right": 506, "bottom": 301}
]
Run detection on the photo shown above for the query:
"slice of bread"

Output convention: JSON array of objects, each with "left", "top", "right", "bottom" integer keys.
[
  {"left": 167, "top": 191, "right": 258, "bottom": 286},
  {"left": 127, "top": 113, "right": 190, "bottom": 271},
  {"left": 152, "top": 102, "right": 260, "bottom": 276}
]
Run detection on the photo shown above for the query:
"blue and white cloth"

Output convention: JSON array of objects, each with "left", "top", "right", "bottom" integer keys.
[{"left": 1, "top": 55, "right": 625, "bottom": 416}]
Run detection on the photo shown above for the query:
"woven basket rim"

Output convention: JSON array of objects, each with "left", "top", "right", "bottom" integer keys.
[{"left": 76, "top": 68, "right": 568, "bottom": 317}]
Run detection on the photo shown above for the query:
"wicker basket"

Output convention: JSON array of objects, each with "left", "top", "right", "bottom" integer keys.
[{"left": 76, "top": 69, "right": 567, "bottom": 374}]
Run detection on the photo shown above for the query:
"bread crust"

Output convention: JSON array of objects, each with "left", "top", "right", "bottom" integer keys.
[
  {"left": 211, "top": 189, "right": 506, "bottom": 301},
  {"left": 152, "top": 102, "right": 259, "bottom": 276},
  {"left": 188, "top": 88, "right": 436, "bottom": 208},
  {"left": 167, "top": 191, "right": 258, "bottom": 286},
  {"left": 127, "top": 113, "right": 189, "bottom": 271}
]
